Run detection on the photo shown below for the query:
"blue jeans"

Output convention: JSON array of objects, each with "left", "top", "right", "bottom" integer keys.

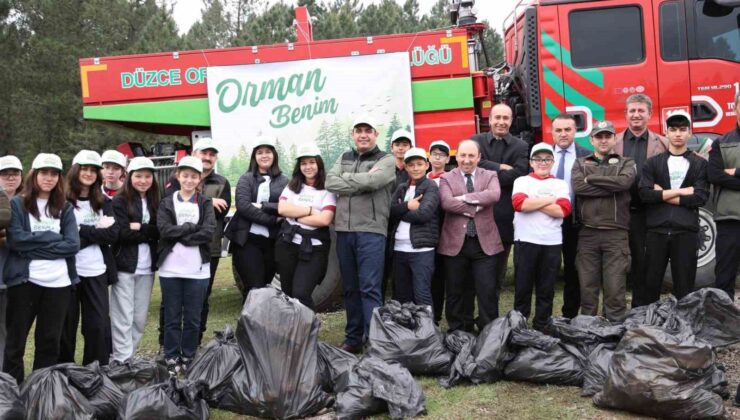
[
  {"left": 160, "top": 277, "right": 209, "bottom": 360},
  {"left": 392, "top": 250, "right": 434, "bottom": 307},
  {"left": 336, "top": 232, "right": 386, "bottom": 347}
]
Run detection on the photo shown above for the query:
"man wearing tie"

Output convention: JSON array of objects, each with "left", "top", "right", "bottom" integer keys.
[
  {"left": 550, "top": 113, "right": 590, "bottom": 318},
  {"left": 438, "top": 140, "right": 503, "bottom": 332}
]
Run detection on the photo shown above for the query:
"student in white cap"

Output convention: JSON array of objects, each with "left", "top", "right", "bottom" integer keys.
[
  {"left": 157, "top": 156, "right": 216, "bottom": 374},
  {"left": 0, "top": 155, "right": 23, "bottom": 369},
  {"left": 388, "top": 147, "right": 439, "bottom": 308},
  {"left": 58, "top": 150, "right": 117, "bottom": 367},
  {"left": 3, "top": 153, "right": 80, "bottom": 383},
  {"left": 225, "top": 137, "right": 288, "bottom": 301},
  {"left": 426, "top": 140, "right": 450, "bottom": 185},
  {"left": 101, "top": 150, "right": 128, "bottom": 198},
  {"left": 389, "top": 128, "right": 414, "bottom": 191},
  {"left": 637, "top": 110, "right": 708, "bottom": 305},
  {"left": 275, "top": 143, "right": 336, "bottom": 309},
  {"left": 110, "top": 157, "right": 160, "bottom": 364},
  {"left": 511, "top": 143, "right": 571, "bottom": 330},
  {"left": 425, "top": 140, "right": 451, "bottom": 323}
]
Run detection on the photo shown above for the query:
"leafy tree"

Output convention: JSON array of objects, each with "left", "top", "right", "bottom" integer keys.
[{"left": 183, "top": 0, "right": 232, "bottom": 49}]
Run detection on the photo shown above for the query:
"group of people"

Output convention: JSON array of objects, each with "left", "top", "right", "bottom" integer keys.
[{"left": 0, "top": 92, "right": 737, "bottom": 381}]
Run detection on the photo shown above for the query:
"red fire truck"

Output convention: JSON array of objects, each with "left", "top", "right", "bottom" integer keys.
[{"left": 79, "top": 0, "right": 739, "bottom": 309}]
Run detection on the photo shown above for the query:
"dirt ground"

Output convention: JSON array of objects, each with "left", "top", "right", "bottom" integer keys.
[{"left": 716, "top": 341, "right": 740, "bottom": 418}]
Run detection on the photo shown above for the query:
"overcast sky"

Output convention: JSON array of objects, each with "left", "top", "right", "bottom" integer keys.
[{"left": 172, "top": 0, "right": 520, "bottom": 36}]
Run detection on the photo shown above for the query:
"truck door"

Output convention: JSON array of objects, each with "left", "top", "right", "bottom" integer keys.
[
  {"left": 555, "top": 0, "right": 661, "bottom": 143},
  {"left": 654, "top": 0, "right": 693, "bottom": 129}
]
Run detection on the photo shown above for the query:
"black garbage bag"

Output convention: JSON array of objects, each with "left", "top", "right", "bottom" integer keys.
[
  {"left": 118, "top": 377, "right": 209, "bottom": 420},
  {"left": 63, "top": 362, "right": 124, "bottom": 420},
  {"left": 504, "top": 329, "right": 584, "bottom": 386},
  {"left": 0, "top": 372, "right": 24, "bottom": 419},
  {"left": 235, "top": 287, "right": 331, "bottom": 419},
  {"left": 186, "top": 326, "right": 242, "bottom": 405},
  {"left": 545, "top": 315, "right": 624, "bottom": 351},
  {"left": 335, "top": 356, "right": 426, "bottom": 420},
  {"left": 593, "top": 326, "right": 727, "bottom": 418},
  {"left": 317, "top": 342, "right": 358, "bottom": 393},
  {"left": 439, "top": 330, "right": 477, "bottom": 388},
  {"left": 20, "top": 365, "right": 95, "bottom": 420},
  {"left": 468, "top": 310, "right": 528, "bottom": 384},
  {"left": 366, "top": 301, "right": 451, "bottom": 375},
  {"left": 674, "top": 288, "right": 740, "bottom": 347},
  {"left": 103, "top": 358, "right": 168, "bottom": 394},
  {"left": 580, "top": 343, "right": 616, "bottom": 397},
  {"left": 216, "top": 365, "right": 260, "bottom": 416}
]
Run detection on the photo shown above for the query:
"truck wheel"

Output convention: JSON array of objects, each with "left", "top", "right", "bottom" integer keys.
[
  {"left": 230, "top": 227, "right": 344, "bottom": 313},
  {"left": 663, "top": 207, "right": 716, "bottom": 291}
]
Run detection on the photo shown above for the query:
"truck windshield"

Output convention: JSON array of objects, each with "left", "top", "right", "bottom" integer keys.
[{"left": 695, "top": 1, "right": 740, "bottom": 62}]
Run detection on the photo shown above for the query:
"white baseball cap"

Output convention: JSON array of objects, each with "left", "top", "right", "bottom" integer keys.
[
  {"left": 429, "top": 140, "right": 451, "bottom": 155},
  {"left": 101, "top": 150, "right": 128, "bottom": 168},
  {"left": 253, "top": 136, "right": 276, "bottom": 150},
  {"left": 665, "top": 110, "right": 692, "bottom": 126},
  {"left": 127, "top": 157, "right": 155, "bottom": 173},
  {"left": 390, "top": 129, "right": 414, "bottom": 146},
  {"left": 0, "top": 155, "right": 22, "bottom": 172},
  {"left": 32, "top": 153, "right": 63, "bottom": 171},
  {"left": 72, "top": 150, "right": 103, "bottom": 168},
  {"left": 178, "top": 155, "right": 203, "bottom": 173},
  {"left": 352, "top": 114, "right": 377, "bottom": 130},
  {"left": 403, "top": 147, "right": 428, "bottom": 163},
  {"left": 296, "top": 143, "right": 321, "bottom": 159},
  {"left": 530, "top": 142, "right": 555, "bottom": 158},
  {"left": 193, "top": 137, "right": 219, "bottom": 153}
]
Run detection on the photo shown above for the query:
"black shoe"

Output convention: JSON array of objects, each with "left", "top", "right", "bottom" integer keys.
[
  {"left": 165, "top": 358, "right": 179, "bottom": 376},
  {"left": 340, "top": 342, "right": 362, "bottom": 354}
]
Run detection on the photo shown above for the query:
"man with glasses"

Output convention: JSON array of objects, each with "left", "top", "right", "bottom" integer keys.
[
  {"left": 511, "top": 143, "right": 571, "bottom": 330},
  {"left": 572, "top": 121, "right": 636, "bottom": 322}
]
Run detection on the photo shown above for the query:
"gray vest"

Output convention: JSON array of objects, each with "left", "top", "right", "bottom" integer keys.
[{"left": 713, "top": 141, "right": 740, "bottom": 221}]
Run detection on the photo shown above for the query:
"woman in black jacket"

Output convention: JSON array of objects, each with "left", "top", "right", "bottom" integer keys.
[
  {"left": 59, "top": 150, "right": 118, "bottom": 366},
  {"left": 110, "top": 157, "right": 160, "bottom": 364},
  {"left": 226, "top": 138, "right": 288, "bottom": 301}
]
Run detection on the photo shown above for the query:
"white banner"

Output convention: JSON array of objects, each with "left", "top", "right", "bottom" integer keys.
[{"left": 206, "top": 53, "right": 414, "bottom": 182}]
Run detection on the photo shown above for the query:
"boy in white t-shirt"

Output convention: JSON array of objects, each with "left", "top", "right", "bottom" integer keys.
[{"left": 511, "top": 143, "right": 571, "bottom": 330}]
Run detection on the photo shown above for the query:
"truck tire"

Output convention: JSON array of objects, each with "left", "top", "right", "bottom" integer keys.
[
  {"left": 663, "top": 207, "right": 716, "bottom": 291},
  {"left": 229, "top": 227, "right": 344, "bottom": 313}
]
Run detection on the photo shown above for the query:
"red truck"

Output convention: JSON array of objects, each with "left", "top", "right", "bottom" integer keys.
[{"left": 79, "top": 0, "right": 739, "bottom": 309}]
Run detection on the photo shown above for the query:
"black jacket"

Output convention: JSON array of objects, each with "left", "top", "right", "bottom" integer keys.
[
  {"left": 157, "top": 192, "right": 216, "bottom": 268},
  {"left": 112, "top": 194, "right": 159, "bottom": 274},
  {"left": 470, "top": 132, "right": 529, "bottom": 243},
  {"left": 639, "top": 151, "right": 708, "bottom": 233},
  {"left": 225, "top": 171, "right": 288, "bottom": 247},
  {"left": 77, "top": 197, "right": 119, "bottom": 284},
  {"left": 388, "top": 176, "right": 440, "bottom": 251}
]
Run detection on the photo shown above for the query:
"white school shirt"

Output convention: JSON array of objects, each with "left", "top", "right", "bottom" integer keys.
[
  {"left": 249, "top": 176, "right": 271, "bottom": 238},
  {"left": 135, "top": 198, "right": 153, "bottom": 275},
  {"left": 279, "top": 184, "right": 336, "bottom": 245},
  {"left": 512, "top": 174, "right": 571, "bottom": 245},
  {"left": 668, "top": 154, "right": 690, "bottom": 190},
  {"left": 73, "top": 199, "right": 106, "bottom": 277},
  {"left": 158, "top": 192, "right": 210, "bottom": 279},
  {"left": 28, "top": 198, "right": 71, "bottom": 288},
  {"left": 394, "top": 185, "right": 435, "bottom": 253}
]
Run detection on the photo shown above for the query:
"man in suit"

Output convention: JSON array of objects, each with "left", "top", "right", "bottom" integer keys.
[
  {"left": 613, "top": 94, "right": 669, "bottom": 300},
  {"left": 438, "top": 139, "right": 502, "bottom": 332},
  {"left": 550, "top": 113, "right": 590, "bottom": 318},
  {"left": 471, "top": 103, "right": 529, "bottom": 289}
]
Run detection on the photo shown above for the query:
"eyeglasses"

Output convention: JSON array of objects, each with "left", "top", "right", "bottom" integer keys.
[
  {"left": 531, "top": 158, "right": 554, "bottom": 164},
  {"left": 0, "top": 171, "right": 21, "bottom": 179},
  {"left": 430, "top": 153, "right": 448, "bottom": 159}
]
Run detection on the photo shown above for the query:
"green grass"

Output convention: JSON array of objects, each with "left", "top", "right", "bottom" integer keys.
[{"left": 25, "top": 257, "right": 636, "bottom": 419}]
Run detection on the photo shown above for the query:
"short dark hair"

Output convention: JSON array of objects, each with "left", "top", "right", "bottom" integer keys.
[
  {"left": 552, "top": 113, "right": 577, "bottom": 124},
  {"left": 667, "top": 118, "right": 691, "bottom": 129}
]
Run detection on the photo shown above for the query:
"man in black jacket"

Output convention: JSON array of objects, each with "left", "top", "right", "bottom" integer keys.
[
  {"left": 708, "top": 91, "right": 740, "bottom": 300},
  {"left": 471, "top": 103, "right": 529, "bottom": 288},
  {"left": 637, "top": 111, "right": 708, "bottom": 305}
]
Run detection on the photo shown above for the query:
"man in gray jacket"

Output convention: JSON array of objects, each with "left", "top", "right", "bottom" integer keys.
[{"left": 326, "top": 115, "right": 395, "bottom": 353}]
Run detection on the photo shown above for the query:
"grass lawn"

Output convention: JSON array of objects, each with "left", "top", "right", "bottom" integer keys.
[{"left": 28, "top": 257, "right": 638, "bottom": 419}]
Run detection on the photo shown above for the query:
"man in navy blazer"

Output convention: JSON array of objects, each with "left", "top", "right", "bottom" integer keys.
[
  {"left": 438, "top": 140, "right": 502, "bottom": 332},
  {"left": 550, "top": 113, "right": 591, "bottom": 318}
]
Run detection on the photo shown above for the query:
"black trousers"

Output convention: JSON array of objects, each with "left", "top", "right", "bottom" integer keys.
[
  {"left": 4, "top": 282, "right": 72, "bottom": 384},
  {"left": 494, "top": 242, "right": 513, "bottom": 289},
  {"left": 159, "top": 256, "right": 220, "bottom": 346},
  {"left": 628, "top": 209, "right": 647, "bottom": 293},
  {"left": 635, "top": 230, "right": 698, "bottom": 306},
  {"left": 232, "top": 234, "right": 276, "bottom": 302},
  {"left": 274, "top": 239, "right": 329, "bottom": 310},
  {"left": 560, "top": 218, "right": 581, "bottom": 318},
  {"left": 514, "top": 241, "right": 562, "bottom": 330},
  {"left": 431, "top": 253, "right": 446, "bottom": 323},
  {"left": 445, "top": 236, "right": 499, "bottom": 333},
  {"left": 60, "top": 274, "right": 112, "bottom": 365},
  {"left": 715, "top": 220, "right": 740, "bottom": 300}
]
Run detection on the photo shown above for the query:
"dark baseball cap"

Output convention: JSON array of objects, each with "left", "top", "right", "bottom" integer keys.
[{"left": 591, "top": 120, "right": 616, "bottom": 136}]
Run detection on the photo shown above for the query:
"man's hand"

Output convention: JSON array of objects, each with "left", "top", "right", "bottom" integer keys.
[
  {"left": 499, "top": 163, "right": 513, "bottom": 171},
  {"left": 654, "top": 184, "right": 663, "bottom": 191},
  {"left": 212, "top": 198, "right": 228, "bottom": 212},
  {"left": 680, "top": 186, "right": 694, "bottom": 196},
  {"left": 454, "top": 195, "right": 466, "bottom": 202},
  {"left": 725, "top": 168, "right": 736, "bottom": 176},
  {"left": 407, "top": 194, "right": 423, "bottom": 211},
  {"left": 129, "top": 223, "right": 141, "bottom": 231}
]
